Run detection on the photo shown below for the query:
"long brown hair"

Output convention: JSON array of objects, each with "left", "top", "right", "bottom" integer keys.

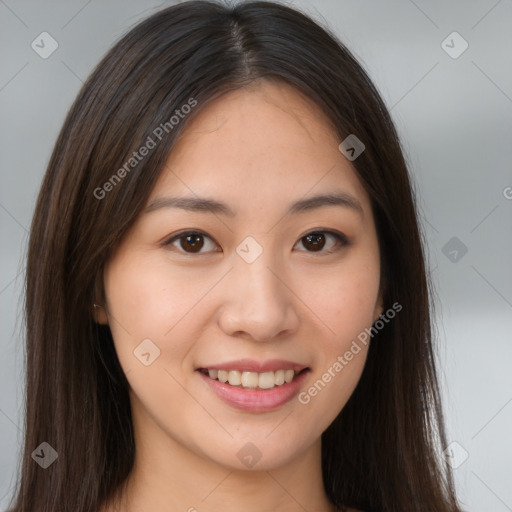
[{"left": 9, "top": 1, "right": 462, "bottom": 511}]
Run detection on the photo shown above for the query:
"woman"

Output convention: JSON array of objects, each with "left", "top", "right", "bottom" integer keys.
[{"left": 8, "top": 1, "right": 463, "bottom": 511}]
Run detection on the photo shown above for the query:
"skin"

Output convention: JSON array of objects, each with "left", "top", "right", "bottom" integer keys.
[{"left": 95, "top": 78, "right": 382, "bottom": 512}]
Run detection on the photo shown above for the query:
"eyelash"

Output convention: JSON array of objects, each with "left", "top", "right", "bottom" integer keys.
[{"left": 162, "top": 229, "right": 350, "bottom": 256}]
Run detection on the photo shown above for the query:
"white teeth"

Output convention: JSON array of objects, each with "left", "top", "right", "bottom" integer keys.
[
  {"left": 274, "top": 369, "right": 285, "bottom": 386},
  {"left": 228, "top": 370, "right": 241, "bottom": 386},
  {"left": 204, "top": 368, "right": 304, "bottom": 389},
  {"left": 258, "top": 371, "right": 275, "bottom": 389},
  {"left": 241, "top": 371, "right": 259, "bottom": 388}
]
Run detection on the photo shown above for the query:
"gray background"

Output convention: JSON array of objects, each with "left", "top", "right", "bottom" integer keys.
[{"left": 1, "top": 0, "right": 511, "bottom": 510}]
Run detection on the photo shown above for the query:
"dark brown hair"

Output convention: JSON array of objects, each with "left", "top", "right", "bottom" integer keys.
[{"left": 9, "top": 1, "right": 462, "bottom": 511}]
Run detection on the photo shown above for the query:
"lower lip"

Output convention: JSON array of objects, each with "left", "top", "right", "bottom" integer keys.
[{"left": 197, "top": 369, "right": 310, "bottom": 412}]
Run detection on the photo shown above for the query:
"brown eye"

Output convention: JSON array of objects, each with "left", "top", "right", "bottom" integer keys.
[
  {"left": 179, "top": 233, "right": 205, "bottom": 253},
  {"left": 296, "top": 230, "right": 348, "bottom": 254},
  {"left": 302, "top": 232, "right": 327, "bottom": 251},
  {"left": 164, "top": 229, "right": 348, "bottom": 256},
  {"left": 165, "top": 231, "right": 218, "bottom": 254}
]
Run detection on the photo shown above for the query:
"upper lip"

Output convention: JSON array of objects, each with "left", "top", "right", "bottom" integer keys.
[{"left": 197, "top": 359, "right": 310, "bottom": 373}]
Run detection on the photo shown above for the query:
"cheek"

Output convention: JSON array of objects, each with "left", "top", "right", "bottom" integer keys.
[
  {"left": 294, "top": 270, "right": 376, "bottom": 433},
  {"left": 296, "top": 253, "right": 380, "bottom": 348},
  {"left": 103, "top": 254, "right": 207, "bottom": 374},
  {"left": 104, "top": 253, "right": 210, "bottom": 336},
  {"left": 290, "top": 250, "right": 378, "bottom": 416}
]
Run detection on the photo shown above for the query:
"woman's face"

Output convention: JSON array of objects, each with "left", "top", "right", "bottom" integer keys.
[{"left": 96, "top": 79, "right": 383, "bottom": 471}]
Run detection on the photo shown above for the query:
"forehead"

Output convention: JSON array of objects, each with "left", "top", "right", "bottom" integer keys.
[
  {"left": 149, "top": 80, "right": 371, "bottom": 216},
  {"left": 170, "top": 79, "right": 340, "bottom": 162}
]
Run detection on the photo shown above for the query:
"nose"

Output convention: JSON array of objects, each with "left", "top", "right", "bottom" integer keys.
[{"left": 217, "top": 248, "right": 300, "bottom": 342}]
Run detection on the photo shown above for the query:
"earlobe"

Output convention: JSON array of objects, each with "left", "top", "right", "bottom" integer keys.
[
  {"left": 92, "top": 303, "right": 109, "bottom": 325},
  {"left": 373, "top": 294, "right": 384, "bottom": 324},
  {"left": 92, "top": 270, "right": 109, "bottom": 325},
  {"left": 92, "top": 304, "right": 108, "bottom": 325}
]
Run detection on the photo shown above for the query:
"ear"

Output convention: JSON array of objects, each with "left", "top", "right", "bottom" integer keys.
[
  {"left": 92, "top": 303, "right": 109, "bottom": 325},
  {"left": 91, "top": 271, "right": 109, "bottom": 325},
  {"left": 373, "top": 290, "right": 384, "bottom": 324}
]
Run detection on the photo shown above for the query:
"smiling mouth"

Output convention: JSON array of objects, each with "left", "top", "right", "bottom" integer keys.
[{"left": 198, "top": 368, "right": 310, "bottom": 390}]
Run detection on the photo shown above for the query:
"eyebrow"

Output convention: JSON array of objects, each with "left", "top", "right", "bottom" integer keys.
[{"left": 144, "top": 192, "right": 364, "bottom": 219}]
